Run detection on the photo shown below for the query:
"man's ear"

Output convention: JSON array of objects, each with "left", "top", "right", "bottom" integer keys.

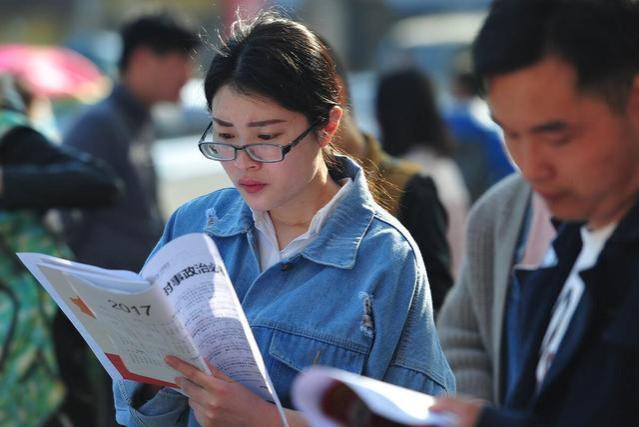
[
  {"left": 628, "top": 74, "right": 639, "bottom": 121},
  {"left": 319, "top": 106, "right": 343, "bottom": 147}
]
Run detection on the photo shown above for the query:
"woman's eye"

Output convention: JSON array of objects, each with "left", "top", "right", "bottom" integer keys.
[
  {"left": 217, "top": 133, "right": 234, "bottom": 140},
  {"left": 258, "top": 134, "right": 276, "bottom": 141}
]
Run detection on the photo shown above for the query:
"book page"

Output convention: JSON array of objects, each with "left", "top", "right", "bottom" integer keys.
[
  {"left": 17, "top": 253, "right": 123, "bottom": 381},
  {"left": 38, "top": 257, "right": 150, "bottom": 293},
  {"left": 19, "top": 252, "right": 209, "bottom": 387},
  {"left": 54, "top": 268, "right": 206, "bottom": 387},
  {"left": 141, "top": 233, "right": 276, "bottom": 402},
  {"left": 292, "top": 366, "right": 456, "bottom": 426}
]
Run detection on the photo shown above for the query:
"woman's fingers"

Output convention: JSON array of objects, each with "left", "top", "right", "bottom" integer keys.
[
  {"left": 165, "top": 355, "right": 221, "bottom": 389},
  {"left": 205, "top": 361, "right": 234, "bottom": 383}
]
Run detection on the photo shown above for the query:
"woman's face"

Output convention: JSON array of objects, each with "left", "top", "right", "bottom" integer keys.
[{"left": 210, "top": 84, "right": 330, "bottom": 213}]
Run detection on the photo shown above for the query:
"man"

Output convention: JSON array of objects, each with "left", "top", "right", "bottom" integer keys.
[
  {"left": 62, "top": 8, "right": 199, "bottom": 272},
  {"left": 59, "top": 9, "right": 199, "bottom": 426},
  {"left": 432, "top": 0, "right": 639, "bottom": 425}
]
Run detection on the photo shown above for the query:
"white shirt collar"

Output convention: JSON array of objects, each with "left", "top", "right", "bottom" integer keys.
[{"left": 252, "top": 178, "right": 353, "bottom": 271}]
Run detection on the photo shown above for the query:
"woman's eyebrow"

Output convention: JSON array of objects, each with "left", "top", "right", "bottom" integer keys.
[
  {"left": 212, "top": 117, "right": 233, "bottom": 127},
  {"left": 212, "top": 118, "right": 287, "bottom": 128},
  {"left": 247, "top": 119, "right": 286, "bottom": 127}
]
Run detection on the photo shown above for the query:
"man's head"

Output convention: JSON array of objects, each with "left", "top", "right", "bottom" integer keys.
[
  {"left": 119, "top": 8, "right": 200, "bottom": 105},
  {"left": 474, "top": 0, "right": 639, "bottom": 228}
]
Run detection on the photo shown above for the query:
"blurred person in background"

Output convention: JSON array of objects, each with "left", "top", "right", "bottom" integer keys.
[
  {"left": 326, "top": 42, "right": 454, "bottom": 313},
  {"left": 58, "top": 8, "right": 199, "bottom": 426},
  {"left": 0, "top": 73, "right": 122, "bottom": 426},
  {"left": 446, "top": 50, "right": 514, "bottom": 204},
  {"left": 61, "top": 7, "right": 199, "bottom": 272},
  {"left": 376, "top": 67, "right": 469, "bottom": 279}
]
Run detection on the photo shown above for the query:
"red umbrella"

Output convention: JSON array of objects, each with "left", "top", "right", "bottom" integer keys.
[{"left": 0, "top": 44, "right": 109, "bottom": 101}]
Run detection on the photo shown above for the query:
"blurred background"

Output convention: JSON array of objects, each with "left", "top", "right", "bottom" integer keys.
[{"left": 0, "top": 0, "right": 495, "bottom": 218}]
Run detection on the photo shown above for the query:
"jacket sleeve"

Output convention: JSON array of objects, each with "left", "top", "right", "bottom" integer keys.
[
  {"left": 380, "top": 263, "right": 456, "bottom": 396},
  {"left": 113, "top": 380, "right": 190, "bottom": 427},
  {"left": 437, "top": 175, "right": 532, "bottom": 403},
  {"left": 436, "top": 257, "right": 494, "bottom": 401},
  {"left": 436, "top": 180, "right": 502, "bottom": 402},
  {"left": 477, "top": 405, "right": 537, "bottom": 427},
  {"left": 0, "top": 126, "right": 123, "bottom": 209},
  {"left": 398, "top": 174, "right": 453, "bottom": 314},
  {"left": 361, "top": 233, "right": 455, "bottom": 396}
]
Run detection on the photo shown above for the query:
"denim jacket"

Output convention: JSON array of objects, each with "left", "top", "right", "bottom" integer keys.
[{"left": 114, "top": 156, "right": 455, "bottom": 426}]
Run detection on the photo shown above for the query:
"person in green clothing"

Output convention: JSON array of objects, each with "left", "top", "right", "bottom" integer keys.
[{"left": 0, "top": 73, "right": 122, "bottom": 426}]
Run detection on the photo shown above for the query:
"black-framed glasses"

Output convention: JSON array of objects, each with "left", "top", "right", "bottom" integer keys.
[{"left": 198, "top": 120, "right": 321, "bottom": 163}]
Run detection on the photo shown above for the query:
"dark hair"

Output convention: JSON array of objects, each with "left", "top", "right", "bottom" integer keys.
[
  {"left": 453, "top": 72, "right": 481, "bottom": 98},
  {"left": 375, "top": 68, "right": 454, "bottom": 158},
  {"left": 473, "top": 0, "right": 639, "bottom": 110},
  {"left": 203, "top": 12, "right": 341, "bottom": 128},
  {"left": 119, "top": 8, "right": 200, "bottom": 71}
]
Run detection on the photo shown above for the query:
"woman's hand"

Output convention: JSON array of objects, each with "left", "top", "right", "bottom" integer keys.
[{"left": 165, "top": 355, "right": 282, "bottom": 427}]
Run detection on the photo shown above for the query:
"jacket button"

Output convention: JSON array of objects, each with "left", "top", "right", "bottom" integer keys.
[{"left": 281, "top": 263, "right": 290, "bottom": 271}]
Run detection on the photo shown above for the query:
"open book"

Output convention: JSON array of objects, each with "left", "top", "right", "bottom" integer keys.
[
  {"left": 292, "top": 366, "right": 456, "bottom": 427},
  {"left": 18, "top": 232, "right": 288, "bottom": 425}
]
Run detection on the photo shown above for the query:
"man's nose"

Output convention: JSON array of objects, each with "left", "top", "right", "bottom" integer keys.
[{"left": 517, "top": 139, "right": 553, "bottom": 182}]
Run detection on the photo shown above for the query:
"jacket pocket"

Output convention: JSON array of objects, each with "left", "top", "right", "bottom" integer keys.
[{"left": 267, "top": 329, "right": 367, "bottom": 407}]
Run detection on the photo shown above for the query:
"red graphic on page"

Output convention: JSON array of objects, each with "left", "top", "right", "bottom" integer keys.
[
  {"left": 70, "top": 296, "right": 96, "bottom": 318},
  {"left": 106, "top": 353, "right": 178, "bottom": 388}
]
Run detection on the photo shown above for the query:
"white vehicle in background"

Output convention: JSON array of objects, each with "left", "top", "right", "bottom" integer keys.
[
  {"left": 349, "top": 10, "right": 489, "bottom": 135},
  {"left": 376, "top": 10, "right": 488, "bottom": 107}
]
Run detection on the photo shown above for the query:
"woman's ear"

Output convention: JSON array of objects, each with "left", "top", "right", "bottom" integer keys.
[{"left": 318, "top": 106, "right": 343, "bottom": 147}]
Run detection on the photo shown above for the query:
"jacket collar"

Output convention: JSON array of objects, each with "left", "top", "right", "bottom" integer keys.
[
  {"left": 505, "top": 221, "right": 582, "bottom": 408},
  {"left": 509, "top": 195, "right": 639, "bottom": 406},
  {"left": 605, "top": 193, "right": 639, "bottom": 242},
  {"left": 204, "top": 155, "right": 376, "bottom": 269}
]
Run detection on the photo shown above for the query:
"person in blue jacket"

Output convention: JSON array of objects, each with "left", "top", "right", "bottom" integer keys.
[{"left": 113, "top": 11, "right": 454, "bottom": 427}]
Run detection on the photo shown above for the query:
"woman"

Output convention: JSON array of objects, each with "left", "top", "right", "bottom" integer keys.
[
  {"left": 376, "top": 68, "right": 470, "bottom": 278},
  {"left": 114, "top": 13, "right": 454, "bottom": 427}
]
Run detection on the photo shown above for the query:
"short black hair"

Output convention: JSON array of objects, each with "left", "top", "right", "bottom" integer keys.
[
  {"left": 119, "top": 8, "right": 200, "bottom": 71},
  {"left": 473, "top": 0, "right": 639, "bottom": 110},
  {"left": 203, "top": 11, "right": 340, "bottom": 127}
]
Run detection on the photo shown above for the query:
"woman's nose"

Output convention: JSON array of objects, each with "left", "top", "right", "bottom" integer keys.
[{"left": 233, "top": 148, "right": 260, "bottom": 170}]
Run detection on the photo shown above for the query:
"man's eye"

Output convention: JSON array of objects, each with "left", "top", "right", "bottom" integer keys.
[
  {"left": 217, "top": 133, "right": 234, "bottom": 140},
  {"left": 549, "top": 137, "right": 571, "bottom": 146},
  {"left": 258, "top": 134, "right": 276, "bottom": 141}
]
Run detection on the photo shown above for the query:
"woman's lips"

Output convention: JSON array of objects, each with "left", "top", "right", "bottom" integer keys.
[{"left": 238, "top": 179, "right": 267, "bottom": 194}]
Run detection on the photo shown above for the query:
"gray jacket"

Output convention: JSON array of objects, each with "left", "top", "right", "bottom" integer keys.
[{"left": 437, "top": 174, "right": 531, "bottom": 403}]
